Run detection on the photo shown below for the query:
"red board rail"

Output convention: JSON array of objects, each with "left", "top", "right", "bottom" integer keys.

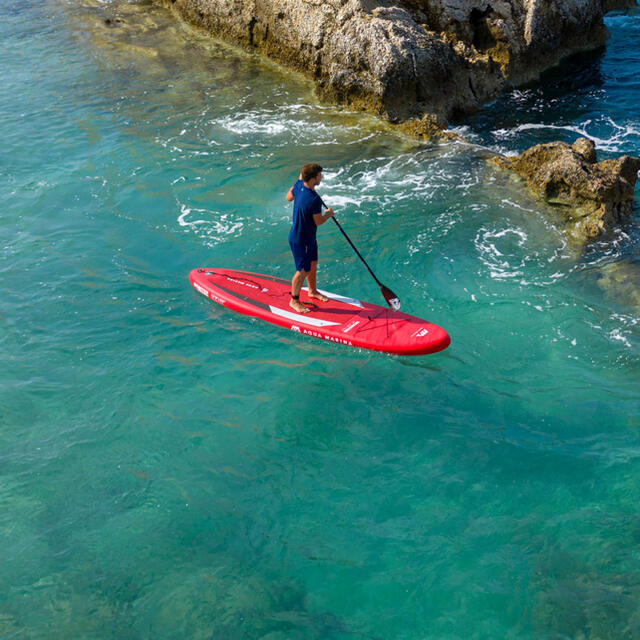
[{"left": 189, "top": 268, "right": 450, "bottom": 356}]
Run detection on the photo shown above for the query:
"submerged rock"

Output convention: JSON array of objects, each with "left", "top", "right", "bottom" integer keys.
[
  {"left": 493, "top": 138, "right": 640, "bottom": 243},
  {"left": 156, "top": 0, "right": 638, "bottom": 128},
  {"left": 596, "top": 261, "right": 640, "bottom": 309}
]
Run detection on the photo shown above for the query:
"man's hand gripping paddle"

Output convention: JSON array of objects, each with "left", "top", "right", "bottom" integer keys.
[{"left": 319, "top": 197, "right": 401, "bottom": 311}]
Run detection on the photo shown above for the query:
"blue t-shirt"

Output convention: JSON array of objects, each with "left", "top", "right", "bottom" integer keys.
[{"left": 288, "top": 179, "right": 322, "bottom": 245}]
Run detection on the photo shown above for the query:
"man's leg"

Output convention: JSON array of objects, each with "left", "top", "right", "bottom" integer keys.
[
  {"left": 290, "top": 269, "right": 309, "bottom": 313},
  {"left": 289, "top": 241, "right": 310, "bottom": 313},
  {"left": 307, "top": 261, "right": 329, "bottom": 302}
]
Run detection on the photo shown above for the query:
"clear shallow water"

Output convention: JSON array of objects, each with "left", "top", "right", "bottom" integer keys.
[{"left": 1, "top": 1, "right": 640, "bottom": 638}]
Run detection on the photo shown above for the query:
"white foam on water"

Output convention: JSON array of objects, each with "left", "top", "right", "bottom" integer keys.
[
  {"left": 609, "top": 328, "right": 633, "bottom": 348},
  {"left": 323, "top": 150, "right": 466, "bottom": 210},
  {"left": 218, "top": 114, "right": 288, "bottom": 136},
  {"left": 211, "top": 104, "right": 381, "bottom": 148},
  {"left": 500, "top": 198, "right": 537, "bottom": 213},
  {"left": 323, "top": 195, "right": 363, "bottom": 209},
  {"left": 493, "top": 116, "right": 640, "bottom": 153},
  {"left": 475, "top": 226, "right": 530, "bottom": 281},
  {"left": 178, "top": 203, "right": 243, "bottom": 246},
  {"left": 449, "top": 125, "right": 476, "bottom": 139},
  {"left": 178, "top": 205, "right": 207, "bottom": 227}
]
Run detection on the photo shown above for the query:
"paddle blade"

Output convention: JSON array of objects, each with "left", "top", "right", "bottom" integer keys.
[{"left": 380, "top": 285, "right": 401, "bottom": 310}]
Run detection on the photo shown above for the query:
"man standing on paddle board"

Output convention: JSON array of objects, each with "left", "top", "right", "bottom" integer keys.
[{"left": 285, "top": 163, "right": 334, "bottom": 314}]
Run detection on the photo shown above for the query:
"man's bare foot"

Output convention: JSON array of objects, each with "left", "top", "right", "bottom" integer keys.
[
  {"left": 290, "top": 298, "right": 310, "bottom": 313},
  {"left": 308, "top": 290, "right": 329, "bottom": 302}
]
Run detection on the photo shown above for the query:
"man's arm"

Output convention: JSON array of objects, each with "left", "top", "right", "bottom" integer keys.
[
  {"left": 285, "top": 175, "right": 304, "bottom": 202},
  {"left": 313, "top": 208, "right": 334, "bottom": 226}
]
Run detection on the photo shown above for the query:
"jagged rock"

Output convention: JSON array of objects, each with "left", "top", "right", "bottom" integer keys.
[
  {"left": 395, "top": 113, "right": 460, "bottom": 141},
  {"left": 104, "top": 17, "right": 126, "bottom": 27},
  {"left": 493, "top": 138, "right": 640, "bottom": 242},
  {"left": 603, "top": 0, "right": 639, "bottom": 10},
  {"left": 572, "top": 137, "right": 597, "bottom": 164},
  {"left": 156, "top": 0, "right": 638, "bottom": 126}
]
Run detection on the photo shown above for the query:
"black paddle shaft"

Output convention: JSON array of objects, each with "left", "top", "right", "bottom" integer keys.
[{"left": 319, "top": 196, "right": 401, "bottom": 310}]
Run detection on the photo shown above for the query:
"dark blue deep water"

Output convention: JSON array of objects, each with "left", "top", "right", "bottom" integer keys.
[{"left": 460, "top": 9, "right": 640, "bottom": 159}]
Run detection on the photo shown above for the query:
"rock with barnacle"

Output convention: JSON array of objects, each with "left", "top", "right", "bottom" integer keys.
[
  {"left": 492, "top": 138, "right": 640, "bottom": 244},
  {"left": 156, "top": 0, "right": 639, "bottom": 135}
]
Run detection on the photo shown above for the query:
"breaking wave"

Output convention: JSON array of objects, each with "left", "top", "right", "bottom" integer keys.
[{"left": 492, "top": 116, "right": 640, "bottom": 154}]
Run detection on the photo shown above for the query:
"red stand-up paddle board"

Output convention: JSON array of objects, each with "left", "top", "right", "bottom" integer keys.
[{"left": 189, "top": 268, "right": 450, "bottom": 356}]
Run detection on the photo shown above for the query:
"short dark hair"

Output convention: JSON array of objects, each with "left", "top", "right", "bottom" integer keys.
[{"left": 301, "top": 163, "right": 323, "bottom": 181}]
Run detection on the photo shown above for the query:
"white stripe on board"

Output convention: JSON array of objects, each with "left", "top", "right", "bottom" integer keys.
[
  {"left": 268, "top": 305, "right": 341, "bottom": 327},
  {"left": 301, "top": 287, "right": 364, "bottom": 308}
]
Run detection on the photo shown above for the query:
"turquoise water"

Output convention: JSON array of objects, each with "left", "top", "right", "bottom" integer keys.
[{"left": 2, "top": 1, "right": 640, "bottom": 638}]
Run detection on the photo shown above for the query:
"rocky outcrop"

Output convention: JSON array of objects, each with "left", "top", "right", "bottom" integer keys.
[
  {"left": 157, "top": 0, "right": 638, "bottom": 126},
  {"left": 396, "top": 113, "right": 461, "bottom": 141},
  {"left": 493, "top": 138, "right": 640, "bottom": 243}
]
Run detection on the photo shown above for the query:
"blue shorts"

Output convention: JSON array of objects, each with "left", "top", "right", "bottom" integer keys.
[{"left": 289, "top": 240, "right": 318, "bottom": 273}]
